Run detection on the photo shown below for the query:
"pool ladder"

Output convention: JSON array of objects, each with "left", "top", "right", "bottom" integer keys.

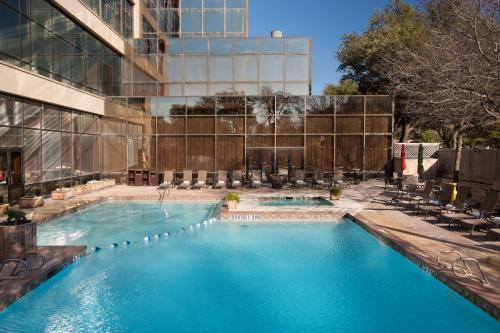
[{"left": 437, "top": 251, "right": 490, "bottom": 286}]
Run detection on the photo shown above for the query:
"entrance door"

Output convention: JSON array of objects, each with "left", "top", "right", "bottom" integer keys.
[{"left": 0, "top": 150, "right": 23, "bottom": 205}]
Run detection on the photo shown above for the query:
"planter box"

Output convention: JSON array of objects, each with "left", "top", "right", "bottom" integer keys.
[
  {"left": 85, "top": 183, "right": 97, "bottom": 193},
  {"left": 227, "top": 200, "right": 238, "bottom": 211},
  {"left": 51, "top": 188, "right": 75, "bottom": 200},
  {"left": 330, "top": 194, "right": 340, "bottom": 201},
  {"left": 73, "top": 185, "right": 85, "bottom": 196},
  {"left": 0, "top": 204, "right": 8, "bottom": 215},
  {"left": 0, "top": 222, "right": 36, "bottom": 261},
  {"left": 18, "top": 196, "right": 44, "bottom": 209}
]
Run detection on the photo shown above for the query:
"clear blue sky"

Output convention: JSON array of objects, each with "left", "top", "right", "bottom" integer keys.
[{"left": 248, "top": 0, "right": 397, "bottom": 94}]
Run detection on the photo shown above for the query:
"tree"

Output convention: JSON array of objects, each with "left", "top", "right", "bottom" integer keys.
[
  {"left": 379, "top": 0, "right": 500, "bottom": 182},
  {"left": 417, "top": 144, "right": 425, "bottom": 177},
  {"left": 323, "top": 79, "right": 360, "bottom": 95},
  {"left": 336, "top": 0, "right": 429, "bottom": 141}
]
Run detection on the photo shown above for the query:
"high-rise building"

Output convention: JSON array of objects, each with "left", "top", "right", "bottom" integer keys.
[{"left": 0, "top": 0, "right": 393, "bottom": 204}]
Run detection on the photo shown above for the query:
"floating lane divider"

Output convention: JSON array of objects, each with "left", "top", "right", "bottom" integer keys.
[{"left": 87, "top": 218, "right": 219, "bottom": 255}]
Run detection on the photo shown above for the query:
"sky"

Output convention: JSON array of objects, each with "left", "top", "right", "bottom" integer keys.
[{"left": 248, "top": 0, "right": 398, "bottom": 94}]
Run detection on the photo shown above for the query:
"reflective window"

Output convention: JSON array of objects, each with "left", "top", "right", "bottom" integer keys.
[
  {"left": 167, "top": 56, "right": 183, "bottom": 82},
  {"left": 210, "top": 39, "right": 234, "bottom": 54},
  {"left": 209, "top": 56, "right": 233, "bottom": 82},
  {"left": 185, "top": 56, "right": 208, "bottom": 81},
  {"left": 286, "top": 39, "right": 310, "bottom": 54},
  {"left": 226, "top": 9, "right": 244, "bottom": 33},
  {"left": 204, "top": 9, "right": 224, "bottom": 33},
  {"left": 181, "top": 9, "right": 202, "bottom": 33},
  {"left": 204, "top": 0, "right": 225, "bottom": 8},
  {"left": 227, "top": 0, "right": 246, "bottom": 8},
  {"left": 286, "top": 56, "right": 309, "bottom": 81},
  {"left": 183, "top": 0, "right": 202, "bottom": 8},
  {"left": 235, "top": 39, "right": 259, "bottom": 53},
  {"left": 235, "top": 55, "right": 258, "bottom": 81},
  {"left": 259, "top": 55, "right": 284, "bottom": 81},
  {"left": 260, "top": 39, "right": 284, "bottom": 54},
  {"left": 184, "top": 38, "right": 208, "bottom": 54}
]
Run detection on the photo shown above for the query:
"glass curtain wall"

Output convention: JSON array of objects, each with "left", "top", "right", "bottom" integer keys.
[
  {"left": 0, "top": 93, "right": 101, "bottom": 196},
  {"left": 142, "top": 0, "right": 247, "bottom": 38},
  {"left": 80, "top": 0, "right": 134, "bottom": 38},
  {"left": 0, "top": 0, "right": 122, "bottom": 96},
  {"left": 102, "top": 95, "right": 393, "bottom": 181},
  {"left": 124, "top": 37, "right": 311, "bottom": 96}
]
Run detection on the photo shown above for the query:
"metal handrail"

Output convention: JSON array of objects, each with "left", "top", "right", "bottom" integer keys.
[
  {"left": 453, "top": 258, "right": 490, "bottom": 286},
  {"left": 21, "top": 251, "right": 46, "bottom": 270},
  {"left": 0, "top": 259, "right": 30, "bottom": 280},
  {"left": 437, "top": 250, "right": 465, "bottom": 270}
]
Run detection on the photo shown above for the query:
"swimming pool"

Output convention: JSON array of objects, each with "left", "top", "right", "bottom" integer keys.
[
  {"left": 258, "top": 196, "right": 332, "bottom": 207},
  {"left": 0, "top": 202, "right": 498, "bottom": 332}
]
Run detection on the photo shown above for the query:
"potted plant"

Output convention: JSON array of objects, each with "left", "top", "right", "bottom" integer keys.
[
  {"left": 0, "top": 210, "right": 37, "bottom": 261},
  {"left": 19, "top": 190, "right": 44, "bottom": 209},
  {"left": 225, "top": 192, "right": 240, "bottom": 211},
  {"left": 329, "top": 186, "right": 342, "bottom": 201}
]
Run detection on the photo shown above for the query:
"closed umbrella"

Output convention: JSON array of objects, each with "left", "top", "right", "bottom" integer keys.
[{"left": 401, "top": 144, "right": 407, "bottom": 172}]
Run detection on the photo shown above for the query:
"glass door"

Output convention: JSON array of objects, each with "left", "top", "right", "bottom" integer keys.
[
  {"left": 246, "top": 148, "right": 275, "bottom": 178},
  {"left": 0, "top": 150, "right": 23, "bottom": 205}
]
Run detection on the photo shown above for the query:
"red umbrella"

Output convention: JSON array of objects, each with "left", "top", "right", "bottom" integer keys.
[{"left": 401, "top": 144, "right": 407, "bottom": 172}]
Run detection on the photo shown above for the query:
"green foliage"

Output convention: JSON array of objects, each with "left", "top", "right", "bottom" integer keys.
[
  {"left": 336, "top": 0, "right": 428, "bottom": 94},
  {"left": 323, "top": 79, "right": 360, "bottom": 95},
  {"left": 6, "top": 210, "right": 28, "bottom": 225},
  {"left": 413, "top": 130, "right": 440, "bottom": 143},
  {"left": 329, "top": 186, "right": 342, "bottom": 196},
  {"left": 417, "top": 144, "right": 424, "bottom": 177},
  {"left": 225, "top": 193, "right": 240, "bottom": 203}
]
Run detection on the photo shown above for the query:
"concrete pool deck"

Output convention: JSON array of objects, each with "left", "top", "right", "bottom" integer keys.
[
  {"left": 1, "top": 181, "right": 499, "bottom": 318},
  {"left": 0, "top": 245, "right": 86, "bottom": 311}
]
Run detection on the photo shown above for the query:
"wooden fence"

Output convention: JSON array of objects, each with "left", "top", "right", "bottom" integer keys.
[{"left": 437, "top": 149, "right": 500, "bottom": 185}]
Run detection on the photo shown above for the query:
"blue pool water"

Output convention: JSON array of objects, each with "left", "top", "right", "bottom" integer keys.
[{"left": 0, "top": 202, "right": 498, "bottom": 332}]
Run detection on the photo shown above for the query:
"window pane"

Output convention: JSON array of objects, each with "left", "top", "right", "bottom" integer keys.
[
  {"left": 185, "top": 56, "right": 208, "bottom": 81},
  {"left": 42, "top": 131, "right": 61, "bottom": 181},
  {"left": 235, "top": 39, "right": 259, "bottom": 53},
  {"left": 260, "top": 38, "right": 284, "bottom": 54},
  {"left": 167, "top": 56, "right": 183, "bottom": 82},
  {"left": 204, "top": 9, "right": 224, "bottom": 33},
  {"left": 227, "top": 0, "right": 246, "bottom": 8},
  {"left": 43, "top": 106, "right": 60, "bottom": 130},
  {"left": 235, "top": 55, "right": 257, "bottom": 81},
  {"left": 286, "top": 39, "right": 310, "bottom": 54},
  {"left": 183, "top": 0, "right": 202, "bottom": 8},
  {"left": 182, "top": 10, "right": 202, "bottom": 33},
  {"left": 226, "top": 9, "right": 244, "bottom": 33},
  {"left": 209, "top": 38, "right": 233, "bottom": 54},
  {"left": 0, "top": 2, "right": 20, "bottom": 62},
  {"left": 209, "top": 56, "right": 233, "bottom": 81},
  {"left": 286, "top": 55, "right": 309, "bottom": 81},
  {"left": 24, "top": 100, "right": 41, "bottom": 128},
  {"left": 204, "top": 0, "right": 224, "bottom": 8},
  {"left": 183, "top": 38, "right": 208, "bottom": 54},
  {"left": 24, "top": 129, "right": 41, "bottom": 184},
  {"left": 259, "top": 55, "right": 284, "bottom": 81},
  {"left": 0, "top": 94, "right": 22, "bottom": 126}
]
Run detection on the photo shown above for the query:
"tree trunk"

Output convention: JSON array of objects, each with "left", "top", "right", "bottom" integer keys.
[
  {"left": 453, "top": 133, "right": 463, "bottom": 183},
  {"left": 399, "top": 123, "right": 413, "bottom": 142}
]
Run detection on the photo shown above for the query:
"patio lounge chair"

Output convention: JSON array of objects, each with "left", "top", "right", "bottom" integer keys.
[
  {"left": 415, "top": 183, "right": 455, "bottom": 217},
  {"left": 231, "top": 170, "right": 243, "bottom": 188},
  {"left": 193, "top": 170, "right": 208, "bottom": 189},
  {"left": 265, "top": 171, "right": 283, "bottom": 189},
  {"left": 313, "top": 170, "right": 330, "bottom": 189},
  {"left": 178, "top": 170, "right": 193, "bottom": 189},
  {"left": 158, "top": 170, "right": 174, "bottom": 200},
  {"left": 292, "top": 170, "right": 307, "bottom": 188},
  {"left": 214, "top": 170, "right": 227, "bottom": 189},
  {"left": 250, "top": 171, "right": 263, "bottom": 188},
  {"left": 405, "top": 180, "right": 436, "bottom": 212},
  {"left": 437, "top": 186, "right": 472, "bottom": 223},
  {"left": 449, "top": 190, "right": 500, "bottom": 236}
]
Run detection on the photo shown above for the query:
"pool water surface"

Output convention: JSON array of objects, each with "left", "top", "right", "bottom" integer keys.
[{"left": 0, "top": 202, "right": 498, "bottom": 332}]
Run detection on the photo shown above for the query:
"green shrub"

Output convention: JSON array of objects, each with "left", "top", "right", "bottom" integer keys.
[
  {"left": 225, "top": 192, "right": 240, "bottom": 202},
  {"left": 417, "top": 144, "right": 425, "bottom": 177},
  {"left": 329, "top": 186, "right": 342, "bottom": 196},
  {"left": 6, "top": 210, "right": 29, "bottom": 225}
]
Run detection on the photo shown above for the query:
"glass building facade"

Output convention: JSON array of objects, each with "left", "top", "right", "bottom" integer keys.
[
  {"left": 0, "top": 0, "right": 394, "bottom": 203},
  {"left": 100, "top": 95, "right": 393, "bottom": 182},
  {"left": 123, "top": 37, "right": 311, "bottom": 96},
  {"left": 0, "top": 0, "right": 122, "bottom": 96},
  {"left": 0, "top": 92, "right": 101, "bottom": 197},
  {"left": 141, "top": 0, "right": 247, "bottom": 38},
  {"left": 80, "top": 0, "right": 134, "bottom": 38}
]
